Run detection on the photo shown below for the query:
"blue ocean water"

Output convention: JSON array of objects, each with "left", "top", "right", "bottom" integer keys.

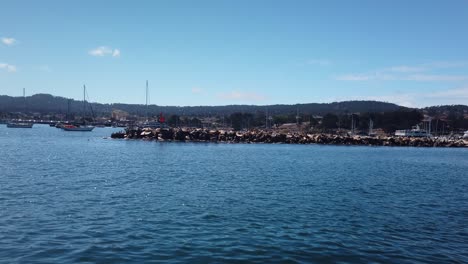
[{"left": 0, "top": 124, "right": 467, "bottom": 263}]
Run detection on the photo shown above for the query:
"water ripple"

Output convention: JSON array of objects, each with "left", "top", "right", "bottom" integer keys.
[{"left": 0, "top": 125, "right": 467, "bottom": 263}]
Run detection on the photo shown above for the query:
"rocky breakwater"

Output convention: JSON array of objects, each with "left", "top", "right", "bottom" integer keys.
[{"left": 111, "top": 128, "right": 468, "bottom": 148}]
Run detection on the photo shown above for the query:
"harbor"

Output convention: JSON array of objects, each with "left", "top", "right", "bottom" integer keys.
[{"left": 2, "top": 1, "right": 468, "bottom": 263}]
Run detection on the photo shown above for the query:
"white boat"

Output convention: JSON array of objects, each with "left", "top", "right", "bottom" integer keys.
[
  {"left": 463, "top": 131, "right": 468, "bottom": 139},
  {"left": 7, "top": 89, "right": 34, "bottom": 128},
  {"left": 395, "top": 125, "right": 432, "bottom": 137},
  {"left": 7, "top": 122, "right": 33, "bottom": 128}
]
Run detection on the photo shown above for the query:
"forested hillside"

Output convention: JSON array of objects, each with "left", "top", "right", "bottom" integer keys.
[{"left": 0, "top": 93, "right": 402, "bottom": 116}]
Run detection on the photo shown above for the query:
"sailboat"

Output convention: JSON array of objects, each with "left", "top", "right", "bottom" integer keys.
[
  {"left": 7, "top": 122, "right": 33, "bottom": 128},
  {"left": 7, "top": 88, "right": 34, "bottom": 128},
  {"left": 62, "top": 85, "right": 95, "bottom": 132},
  {"left": 141, "top": 80, "right": 167, "bottom": 128}
]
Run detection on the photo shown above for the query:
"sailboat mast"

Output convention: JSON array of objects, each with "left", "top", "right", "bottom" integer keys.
[
  {"left": 23, "top": 88, "right": 26, "bottom": 113},
  {"left": 67, "top": 99, "right": 71, "bottom": 122},
  {"left": 83, "top": 85, "right": 86, "bottom": 120},
  {"left": 296, "top": 107, "right": 300, "bottom": 126},
  {"left": 146, "top": 80, "right": 149, "bottom": 121}
]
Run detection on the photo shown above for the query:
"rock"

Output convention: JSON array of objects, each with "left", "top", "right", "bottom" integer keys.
[{"left": 113, "top": 128, "right": 467, "bottom": 148}]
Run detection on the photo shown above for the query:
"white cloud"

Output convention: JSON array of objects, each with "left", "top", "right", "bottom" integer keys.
[
  {"left": 388, "top": 65, "right": 426, "bottom": 73},
  {"left": 112, "top": 49, "right": 120, "bottom": 57},
  {"left": 0, "top": 63, "right": 17, "bottom": 72},
  {"left": 89, "top": 46, "right": 112, "bottom": 56},
  {"left": 307, "top": 59, "right": 332, "bottom": 66},
  {"left": 1, "top": 37, "right": 17, "bottom": 46},
  {"left": 217, "top": 91, "right": 266, "bottom": 101},
  {"left": 335, "top": 74, "right": 372, "bottom": 81},
  {"left": 404, "top": 74, "right": 468, "bottom": 81},
  {"left": 89, "top": 46, "right": 120, "bottom": 57}
]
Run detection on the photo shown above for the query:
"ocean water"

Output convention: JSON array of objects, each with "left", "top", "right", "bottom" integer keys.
[{"left": 0, "top": 124, "right": 467, "bottom": 263}]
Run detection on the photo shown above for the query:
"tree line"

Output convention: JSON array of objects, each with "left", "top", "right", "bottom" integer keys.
[{"left": 162, "top": 108, "right": 467, "bottom": 133}]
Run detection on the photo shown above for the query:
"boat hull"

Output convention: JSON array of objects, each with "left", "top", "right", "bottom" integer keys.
[
  {"left": 62, "top": 126, "right": 95, "bottom": 131},
  {"left": 7, "top": 123, "right": 34, "bottom": 128}
]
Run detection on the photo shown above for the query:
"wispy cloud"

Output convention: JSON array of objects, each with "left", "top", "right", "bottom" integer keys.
[
  {"left": 423, "top": 61, "right": 468, "bottom": 69},
  {"left": 335, "top": 74, "right": 372, "bottom": 81},
  {"left": 337, "top": 87, "right": 468, "bottom": 107},
  {"left": 112, "top": 49, "right": 120, "bottom": 57},
  {"left": 387, "top": 65, "right": 426, "bottom": 73},
  {"left": 191, "top": 87, "right": 203, "bottom": 94},
  {"left": 335, "top": 72, "right": 397, "bottom": 81},
  {"left": 39, "top": 65, "right": 52, "bottom": 72},
  {"left": 89, "top": 46, "right": 121, "bottom": 57},
  {"left": 385, "top": 62, "right": 468, "bottom": 73},
  {"left": 337, "top": 73, "right": 468, "bottom": 82},
  {"left": 217, "top": 91, "right": 266, "bottom": 102},
  {"left": 0, "top": 63, "right": 17, "bottom": 72},
  {"left": 425, "top": 87, "right": 468, "bottom": 99},
  {"left": 336, "top": 61, "right": 468, "bottom": 82},
  {"left": 403, "top": 74, "right": 468, "bottom": 81},
  {"left": 307, "top": 59, "right": 332, "bottom": 66},
  {"left": 1, "top": 37, "right": 17, "bottom": 46}
]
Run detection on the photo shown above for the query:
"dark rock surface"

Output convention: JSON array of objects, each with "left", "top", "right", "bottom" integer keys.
[{"left": 111, "top": 128, "right": 468, "bottom": 148}]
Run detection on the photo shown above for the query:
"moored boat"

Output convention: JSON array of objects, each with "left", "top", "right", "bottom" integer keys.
[
  {"left": 395, "top": 125, "right": 432, "bottom": 137},
  {"left": 63, "top": 85, "right": 95, "bottom": 132},
  {"left": 7, "top": 122, "right": 33, "bottom": 128},
  {"left": 62, "top": 124, "right": 95, "bottom": 131},
  {"left": 7, "top": 89, "right": 34, "bottom": 128}
]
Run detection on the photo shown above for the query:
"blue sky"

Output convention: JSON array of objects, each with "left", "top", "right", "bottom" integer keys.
[{"left": 1, "top": 0, "right": 468, "bottom": 107}]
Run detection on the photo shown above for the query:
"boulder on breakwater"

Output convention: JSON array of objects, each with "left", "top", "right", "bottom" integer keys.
[{"left": 111, "top": 128, "right": 468, "bottom": 148}]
